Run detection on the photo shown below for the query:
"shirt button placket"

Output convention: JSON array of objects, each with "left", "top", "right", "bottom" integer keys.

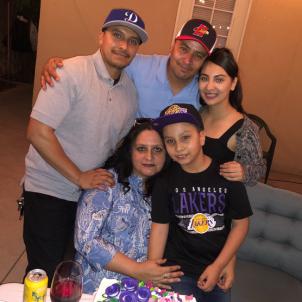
[{"left": 107, "top": 89, "right": 112, "bottom": 102}]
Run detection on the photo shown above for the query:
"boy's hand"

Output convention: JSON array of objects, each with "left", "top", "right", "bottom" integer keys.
[
  {"left": 217, "top": 270, "right": 235, "bottom": 291},
  {"left": 217, "top": 261, "right": 235, "bottom": 291},
  {"left": 41, "top": 57, "right": 64, "bottom": 90},
  {"left": 197, "top": 264, "right": 221, "bottom": 292}
]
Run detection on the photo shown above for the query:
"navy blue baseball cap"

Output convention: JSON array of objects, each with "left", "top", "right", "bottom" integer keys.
[
  {"left": 102, "top": 8, "right": 148, "bottom": 43},
  {"left": 152, "top": 103, "right": 204, "bottom": 131}
]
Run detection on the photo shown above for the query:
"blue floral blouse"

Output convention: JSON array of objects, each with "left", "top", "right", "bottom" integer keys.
[{"left": 74, "top": 169, "right": 151, "bottom": 294}]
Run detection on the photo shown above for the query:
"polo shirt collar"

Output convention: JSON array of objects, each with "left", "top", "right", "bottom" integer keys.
[
  {"left": 92, "top": 49, "right": 127, "bottom": 85},
  {"left": 157, "top": 55, "right": 199, "bottom": 90}
]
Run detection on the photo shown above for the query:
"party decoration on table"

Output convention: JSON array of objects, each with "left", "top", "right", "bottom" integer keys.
[{"left": 94, "top": 277, "right": 196, "bottom": 302}]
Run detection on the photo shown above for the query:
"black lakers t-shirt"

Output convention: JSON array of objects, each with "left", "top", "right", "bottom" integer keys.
[{"left": 151, "top": 160, "right": 252, "bottom": 279}]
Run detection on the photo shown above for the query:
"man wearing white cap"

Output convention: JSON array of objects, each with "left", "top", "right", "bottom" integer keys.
[{"left": 23, "top": 8, "right": 148, "bottom": 283}]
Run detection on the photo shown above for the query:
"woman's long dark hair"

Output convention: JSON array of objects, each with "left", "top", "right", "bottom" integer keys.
[
  {"left": 103, "top": 120, "right": 170, "bottom": 196},
  {"left": 200, "top": 47, "right": 245, "bottom": 113}
]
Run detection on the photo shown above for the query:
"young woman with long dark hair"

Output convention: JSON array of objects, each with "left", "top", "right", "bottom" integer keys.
[{"left": 199, "top": 47, "right": 266, "bottom": 186}]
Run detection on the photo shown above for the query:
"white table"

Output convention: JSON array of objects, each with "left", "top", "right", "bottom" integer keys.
[{"left": 0, "top": 283, "right": 94, "bottom": 302}]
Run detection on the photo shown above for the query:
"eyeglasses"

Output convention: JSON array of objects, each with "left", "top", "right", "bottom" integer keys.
[
  {"left": 106, "top": 29, "right": 141, "bottom": 47},
  {"left": 134, "top": 118, "right": 153, "bottom": 126}
]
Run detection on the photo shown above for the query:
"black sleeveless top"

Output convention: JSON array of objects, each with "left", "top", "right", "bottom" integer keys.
[{"left": 204, "top": 119, "right": 244, "bottom": 164}]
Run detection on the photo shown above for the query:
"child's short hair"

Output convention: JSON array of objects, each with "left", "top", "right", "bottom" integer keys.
[{"left": 152, "top": 103, "right": 204, "bottom": 131}]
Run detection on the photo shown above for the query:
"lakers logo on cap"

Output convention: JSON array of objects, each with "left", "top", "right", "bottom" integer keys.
[{"left": 164, "top": 104, "right": 187, "bottom": 116}]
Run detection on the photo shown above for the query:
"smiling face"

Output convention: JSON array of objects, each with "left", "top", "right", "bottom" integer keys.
[
  {"left": 131, "top": 129, "right": 166, "bottom": 179},
  {"left": 199, "top": 61, "right": 238, "bottom": 107},
  {"left": 99, "top": 25, "right": 140, "bottom": 79},
  {"left": 163, "top": 122, "right": 205, "bottom": 173},
  {"left": 168, "top": 40, "right": 208, "bottom": 83}
]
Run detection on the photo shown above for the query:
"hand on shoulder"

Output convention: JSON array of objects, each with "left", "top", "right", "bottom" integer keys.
[{"left": 41, "top": 57, "right": 64, "bottom": 90}]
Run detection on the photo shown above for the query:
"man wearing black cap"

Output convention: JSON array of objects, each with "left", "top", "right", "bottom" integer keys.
[
  {"left": 23, "top": 8, "right": 147, "bottom": 283},
  {"left": 127, "top": 19, "right": 216, "bottom": 117},
  {"left": 41, "top": 19, "right": 217, "bottom": 118}
]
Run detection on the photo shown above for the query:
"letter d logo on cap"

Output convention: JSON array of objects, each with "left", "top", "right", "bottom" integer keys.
[{"left": 124, "top": 11, "right": 138, "bottom": 23}]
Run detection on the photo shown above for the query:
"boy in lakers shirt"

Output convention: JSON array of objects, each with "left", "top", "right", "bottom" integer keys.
[{"left": 148, "top": 103, "right": 252, "bottom": 302}]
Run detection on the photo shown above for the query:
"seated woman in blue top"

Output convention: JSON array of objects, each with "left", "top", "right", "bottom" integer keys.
[
  {"left": 74, "top": 120, "right": 182, "bottom": 294},
  {"left": 199, "top": 47, "right": 266, "bottom": 186}
]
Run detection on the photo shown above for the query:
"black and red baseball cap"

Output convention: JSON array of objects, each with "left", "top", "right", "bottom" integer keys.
[{"left": 176, "top": 19, "right": 216, "bottom": 54}]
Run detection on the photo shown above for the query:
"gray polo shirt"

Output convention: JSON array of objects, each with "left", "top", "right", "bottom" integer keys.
[{"left": 24, "top": 50, "right": 137, "bottom": 201}]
